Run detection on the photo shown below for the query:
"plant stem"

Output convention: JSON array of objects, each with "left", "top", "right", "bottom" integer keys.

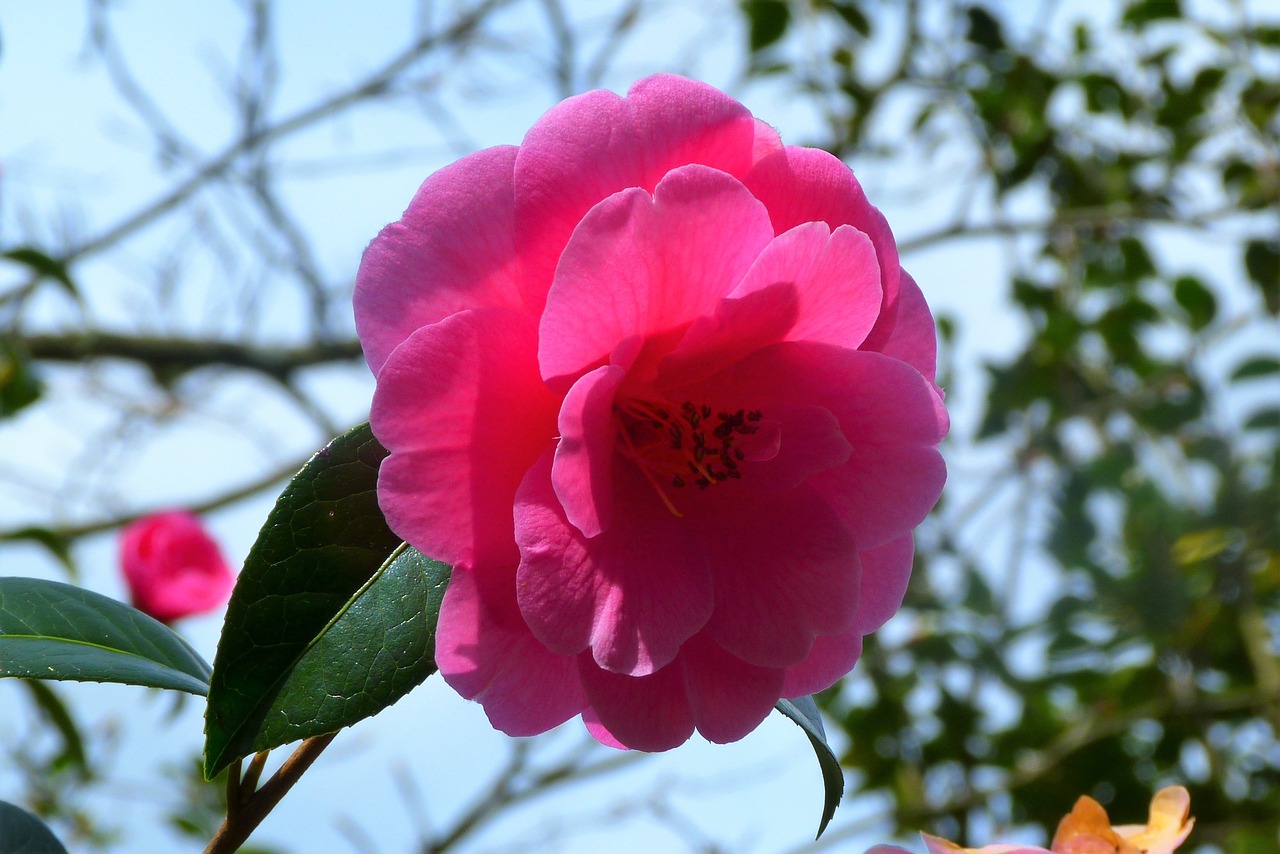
[{"left": 204, "top": 734, "right": 337, "bottom": 854}]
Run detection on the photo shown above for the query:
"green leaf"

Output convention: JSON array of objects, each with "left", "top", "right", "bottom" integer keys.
[
  {"left": 204, "top": 422, "right": 405, "bottom": 778},
  {"left": 0, "top": 800, "right": 70, "bottom": 854},
  {"left": 1122, "top": 0, "right": 1181, "bottom": 27},
  {"left": 776, "top": 696, "right": 843, "bottom": 838},
  {"left": 1231, "top": 356, "right": 1280, "bottom": 382},
  {"left": 1, "top": 247, "right": 78, "bottom": 300},
  {"left": 1172, "top": 275, "right": 1217, "bottom": 330},
  {"left": 1244, "top": 240, "right": 1279, "bottom": 315},
  {"left": 742, "top": 0, "right": 790, "bottom": 51},
  {"left": 0, "top": 335, "right": 42, "bottom": 419},
  {"left": 966, "top": 6, "right": 1005, "bottom": 52},
  {"left": 0, "top": 577, "right": 212, "bottom": 695},
  {"left": 20, "top": 680, "right": 88, "bottom": 773},
  {"left": 211, "top": 544, "right": 448, "bottom": 767},
  {"left": 0, "top": 527, "right": 76, "bottom": 577},
  {"left": 1244, "top": 407, "right": 1280, "bottom": 431}
]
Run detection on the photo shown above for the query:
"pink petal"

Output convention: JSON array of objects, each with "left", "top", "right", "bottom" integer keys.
[
  {"left": 539, "top": 165, "right": 774, "bottom": 384},
  {"left": 658, "top": 281, "right": 800, "bottom": 386},
  {"left": 355, "top": 146, "right": 524, "bottom": 375},
  {"left": 515, "top": 74, "right": 759, "bottom": 313},
  {"left": 690, "top": 342, "right": 947, "bottom": 549},
  {"left": 578, "top": 653, "right": 696, "bottom": 751},
  {"left": 696, "top": 485, "right": 859, "bottom": 668},
  {"left": 581, "top": 708, "right": 629, "bottom": 750},
  {"left": 781, "top": 629, "right": 864, "bottom": 699},
  {"left": 371, "top": 308, "right": 557, "bottom": 569},
  {"left": 876, "top": 271, "right": 938, "bottom": 383},
  {"left": 743, "top": 146, "right": 901, "bottom": 351},
  {"left": 851, "top": 534, "right": 915, "bottom": 634},
  {"left": 515, "top": 451, "right": 714, "bottom": 675},
  {"left": 778, "top": 536, "right": 910, "bottom": 697},
  {"left": 680, "top": 632, "right": 785, "bottom": 744},
  {"left": 552, "top": 365, "right": 625, "bottom": 538},
  {"left": 752, "top": 118, "right": 784, "bottom": 164},
  {"left": 731, "top": 222, "right": 883, "bottom": 349},
  {"left": 435, "top": 568, "right": 586, "bottom": 736}
]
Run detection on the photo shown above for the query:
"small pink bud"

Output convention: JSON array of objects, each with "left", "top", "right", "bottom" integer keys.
[{"left": 119, "top": 511, "right": 235, "bottom": 622}]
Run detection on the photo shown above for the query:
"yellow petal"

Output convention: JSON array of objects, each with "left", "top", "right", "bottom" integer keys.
[{"left": 1114, "top": 786, "right": 1194, "bottom": 854}]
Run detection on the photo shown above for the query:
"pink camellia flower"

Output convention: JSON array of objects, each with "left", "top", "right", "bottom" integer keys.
[
  {"left": 119, "top": 511, "right": 235, "bottom": 623},
  {"left": 869, "top": 785, "right": 1194, "bottom": 854},
  {"left": 356, "top": 73, "right": 948, "bottom": 750}
]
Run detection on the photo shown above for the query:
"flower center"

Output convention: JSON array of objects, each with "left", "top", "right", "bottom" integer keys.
[{"left": 613, "top": 396, "right": 763, "bottom": 516}]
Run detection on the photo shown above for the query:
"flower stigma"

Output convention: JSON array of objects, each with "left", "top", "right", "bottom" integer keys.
[{"left": 614, "top": 396, "right": 763, "bottom": 517}]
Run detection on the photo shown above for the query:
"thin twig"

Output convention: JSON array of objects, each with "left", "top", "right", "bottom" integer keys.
[{"left": 204, "top": 734, "right": 337, "bottom": 854}]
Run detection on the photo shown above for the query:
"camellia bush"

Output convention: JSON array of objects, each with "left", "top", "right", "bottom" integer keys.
[{"left": 1, "top": 0, "right": 1276, "bottom": 852}]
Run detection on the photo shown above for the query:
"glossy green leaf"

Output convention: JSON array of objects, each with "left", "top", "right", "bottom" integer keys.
[
  {"left": 776, "top": 696, "right": 843, "bottom": 838},
  {"left": 204, "top": 422, "right": 405, "bottom": 778},
  {"left": 214, "top": 544, "right": 448, "bottom": 766},
  {"left": 0, "top": 577, "right": 212, "bottom": 695},
  {"left": 0, "top": 801, "right": 69, "bottom": 854}
]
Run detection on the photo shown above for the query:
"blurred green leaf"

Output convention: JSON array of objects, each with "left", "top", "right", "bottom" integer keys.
[
  {"left": 0, "top": 527, "right": 76, "bottom": 578},
  {"left": 0, "top": 577, "right": 211, "bottom": 694},
  {"left": 776, "top": 696, "right": 843, "bottom": 838},
  {"left": 1245, "top": 407, "right": 1280, "bottom": 431},
  {"left": 1, "top": 247, "right": 77, "bottom": 300},
  {"left": 20, "top": 681, "right": 88, "bottom": 774},
  {"left": 203, "top": 422, "right": 404, "bottom": 778},
  {"left": 0, "top": 800, "right": 69, "bottom": 854},
  {"left": 742, "top": 0, "right": 790, "bottom": 51},
  {"left": 0, "top": 336, "right": 42, "bottom": 419},
  {"left": 1245, "top": 240, "right": 1279, "bottom": 314},
  {"left": 1172, "top": 275, "right": 1217, "bottom": 330},
  {"left": 1122, "top": 0, "right": 1182, "bottom": 27},
  {"left": 966, "top": 6, "right": 1005, "bottom": 52},
  {"left": 1231, "top": 356, "right": 1280, "bottom": 382}
]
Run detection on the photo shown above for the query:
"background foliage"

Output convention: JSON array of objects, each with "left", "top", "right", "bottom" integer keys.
[{"left": 1, "top": 0, "right": 1277, "bottom": 851}]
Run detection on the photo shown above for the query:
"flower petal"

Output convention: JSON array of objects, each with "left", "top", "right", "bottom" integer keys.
[
  {"left": 515, "top": 74, "right": 759, "bottom": 312},
  {"left": 371, "top": 308, "right": 557, "bottom": 569},
  {"left": 355, "top": 146, "right": 524, "bottom": 375},
  {"left": 778, "top": 535, "right": 911, "bottom": 697},
  {"left": 515, "top": 451, "right": 714, "bottom": 675},
  {"left": 877, "top": 271, "right": 938, "bottom": 383},
  {"left": 781, "top": 630, "right": 864, "bottom": 699},
  {"left": 553, "top": 365, "right": 626, "bottom": 538},
  {"left": 743, "top": 145, "right": 901, "bottom": 351},
  {"left": 539, "top": 165, "right": 774, "bottom": 384},
  {"left": 681, "top": 342, "right": 947, "bottom": 549},
  {"left": 851, "top": 534, "right": 915, "bottom": 634},
  {"left": 680, "top": 632, "right": 785, "bottom": 744},
  {"left": 435, "top": 568, "right": 586, "bottom": 736},
  {"left": 697, "top": 485, "right": 859, "bottom": 668},
  {"left": 579, "top": 653, "right": 695, "bottom": 751},
  {"left": 731, "top": 222, "right": 883, "bottom": 349}
]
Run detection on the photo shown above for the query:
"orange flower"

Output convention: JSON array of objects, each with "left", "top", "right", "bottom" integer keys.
[{"left": 878, "top": 786, "right": 1194, "bottom": 854}]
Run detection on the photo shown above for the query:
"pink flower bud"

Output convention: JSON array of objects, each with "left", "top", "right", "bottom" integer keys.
[{"left": 119, "top": 511, "right": 235, "bottom": 622}]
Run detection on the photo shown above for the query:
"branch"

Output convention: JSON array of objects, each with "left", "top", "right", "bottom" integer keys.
[
  {"left": 24, "top": 332, "right": 363, "bottom": 381},
  {"left": 0, "top": 448, "right": 315, "bottom": 544},
  {"left": 59, "top": 0, "right": 514, "bottom": 268},
  {"left": 205, "top": 734, "right": 337, "bottom": 854},
  {"left": 897, "top": 203, "right": 1246, "bottom": 255}
]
